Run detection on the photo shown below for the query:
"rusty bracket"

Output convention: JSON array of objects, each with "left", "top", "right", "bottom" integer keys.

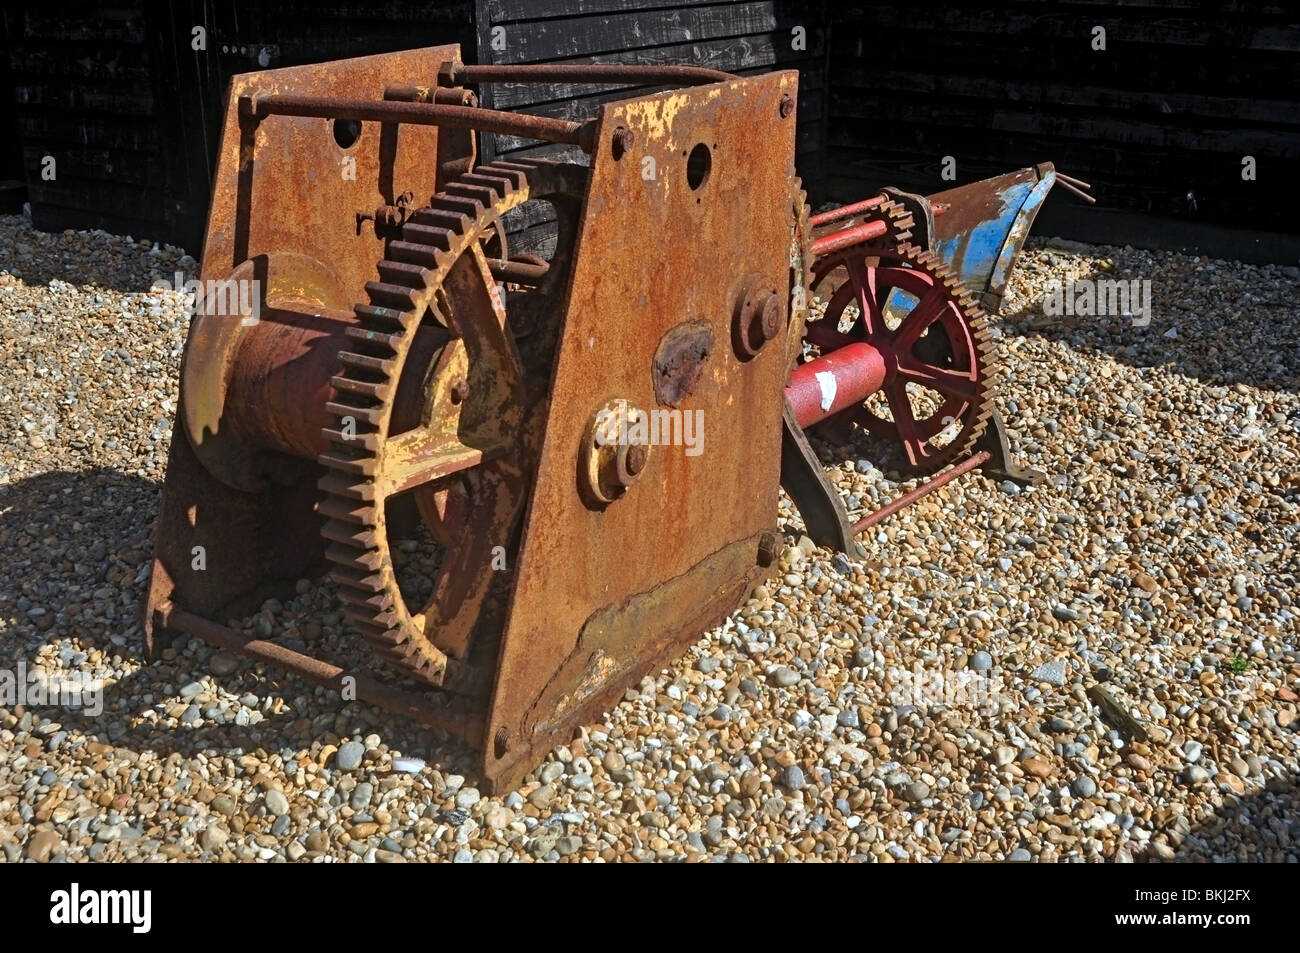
[
  {"left": 779, "top": 402, "right": 861, "bottom": 554},
  {"left": 973, "top": 407, "right": 1047, "bottom": 486}
]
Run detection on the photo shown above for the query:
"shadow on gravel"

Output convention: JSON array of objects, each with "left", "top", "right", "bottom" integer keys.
[
  {"left": 1, "top": 466, "right": 480, "bottom": 776},
  {"left": 1171, "top": 775, "right": 1300, "bottom": 861},
  {"left": 999, "top": 259, "right": 1300, "bottom": 395}
]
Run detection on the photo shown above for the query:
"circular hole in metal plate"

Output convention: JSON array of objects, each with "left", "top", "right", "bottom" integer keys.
[
  {"left": 333, "top": 118, "right": 362, "bottom": 149},
  {"left": 686, "top": 142, "right": 711, "bottom": 190}
]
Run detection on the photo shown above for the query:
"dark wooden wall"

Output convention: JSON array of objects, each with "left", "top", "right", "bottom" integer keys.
[
  {"left": 473, "top": 0, "right": 827, "bottom": 256},
  {"left": 825, "top": 1, "right": 1300, "bottom": 259},
  {"left": 5, "top": 0, "right": 474, "bottom": 253},
  {"left": 6, "top": 1, "right": 1298, "bottom": 259},
  {"left": 6, "top": 4, "right": 203, "bottom": 246}
]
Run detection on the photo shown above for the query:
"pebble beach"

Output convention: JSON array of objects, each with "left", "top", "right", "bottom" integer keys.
[{"left": 1, "top": 214, "right": 1297, "bottom": 862}]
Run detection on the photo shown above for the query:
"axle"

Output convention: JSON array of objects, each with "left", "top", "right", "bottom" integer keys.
[{"left": 785, "top": 341, "right": 888, "bottom": 428}]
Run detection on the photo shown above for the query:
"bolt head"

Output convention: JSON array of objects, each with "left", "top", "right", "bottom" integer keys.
[
  {"left": 758, "top": 294, "right": 782, "bottom": 341},
  {"left": 625, "top": 442, "right": 649, "bottom": 476},
  {"left": 612, "top": 126, "right": 634, "bottom": 160},
  {"left": 757, "top": 531, "right": 782, "bottom": 567}
]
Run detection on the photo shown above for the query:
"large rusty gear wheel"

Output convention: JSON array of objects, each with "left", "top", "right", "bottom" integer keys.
[
  {"left": 806, "top": 241, "right": 994, "bottom": 473},
  {"left": 317, "top": 159, "right": 577, "bottom": 689}
]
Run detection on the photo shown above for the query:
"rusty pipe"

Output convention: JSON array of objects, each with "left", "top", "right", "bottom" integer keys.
[
  {"left": 157, "top": 603, "right": 484, "bottom": 744},
  {"left": 248, "top": 94, "right": 595, "bottom": 152},
  {"left": 384, "top": 84, "right": 478, "bottom": 107},
  {"left": 488, "top": 257, "right": 549, "bottom": 284},
  {"left": 1055, "top": 177, "right": 1097, "bottom": 204},
  {"left": 850, "top": 451, "right": 991, "bottom": 533},
  {"left": 443, "top": 63, "right": 735, "bottom": 87}
]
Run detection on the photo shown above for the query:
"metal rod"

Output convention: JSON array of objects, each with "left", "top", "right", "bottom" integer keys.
[
  {"left": 1055, "top": 177, "right": 1097, "bottom": 204},
  {"left": 809, "top": 195, "right": 885, "bottom": 227},
  {"left": 445, "top": 63, "right": 735, "bottom": 87},
  {"left": 1056, "top": 171, "right": 1093, "bottom": 191},
  {"left": 811, "top": 219, "right": 889, "bottom": 257},
  {"left": 158, "top": 602, "right": 483, "bottom": 743},
  {"left": 488, "top": 257, "right": 549, "bottom": 284},
  {"left": 851, "top": 451, "right": 992, "bottom": 534},
  {"left": 384, "top": 84, "right": 478, "bottom": 107},
  {"left": 249, "top": 94, "right": 594, "bottom": 152}
]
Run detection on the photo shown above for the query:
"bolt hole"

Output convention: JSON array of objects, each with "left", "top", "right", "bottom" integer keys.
[
  {"left": 686, "top": 143, "right": 711, "bottom": 190},
  {"left": 333, "top": 118, "right": 362, "bottom": 149}
]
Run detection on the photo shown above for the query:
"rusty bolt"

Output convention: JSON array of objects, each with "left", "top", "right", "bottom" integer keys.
[
  {"left": 494, "top": 725, "right": 511, "bottom": 758},
  {"left": 611, "top": 126, "right": 634, "bottom": 160},
  {"left": 583, "top": 399, "right": 650, "bottom": 504},
  {"left": 779, "top": 93, "right": 795, "bottom": 118},
  {"left": 757, "top": 531, "right": 782, "bottom": 567},
  {"left": 758, "top": 293, "right": 782, "bottom": 342},
  {"left": 625, "top": 442, "right": 649, "bottom": 477}
]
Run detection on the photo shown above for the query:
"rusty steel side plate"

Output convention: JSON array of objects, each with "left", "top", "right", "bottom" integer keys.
[
  {"left": 184, "top": 45, "right": 464, "bottom": 474},
  {"left": 481, "top": 72, "right": 800, "bottom": 791},
  {"left": 145, "top": 45, "right": 464, "bottom": 648}
]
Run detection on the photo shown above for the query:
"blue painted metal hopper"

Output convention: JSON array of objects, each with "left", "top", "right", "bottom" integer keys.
[{"left": 927, "top": 162, "right": 1058, "bottom": 314}]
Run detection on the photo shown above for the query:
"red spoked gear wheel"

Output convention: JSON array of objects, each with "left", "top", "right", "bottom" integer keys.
[{"left": 805, "top": 242, "right": 994, "bottom": 473}]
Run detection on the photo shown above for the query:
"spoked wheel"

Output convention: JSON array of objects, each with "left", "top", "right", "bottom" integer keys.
[
  {"left": 317, "top": 159, "right": 578, "bottom": 689},
  {"left": 805, "top": 243, "right": 994, "bottom": 473}
]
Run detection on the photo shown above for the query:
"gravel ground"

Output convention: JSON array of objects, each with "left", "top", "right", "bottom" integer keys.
[{"left": 0, "top": 213, "right": 1297, "bottom": 863}]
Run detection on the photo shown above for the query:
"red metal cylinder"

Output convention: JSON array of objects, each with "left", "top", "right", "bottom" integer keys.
[{"left": 786, "top": 342, "right": 888, "bottom": 428}]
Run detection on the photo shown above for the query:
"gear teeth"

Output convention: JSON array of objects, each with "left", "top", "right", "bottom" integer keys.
[
  {"left": 321, "top": 520, "right": 379, "bottom": 548},
  {"left": 338, "top": 351, "right": 397, "bottom": 376},
  {"left": 327, "top": 566, "right": 386, "bottom": 591},
  {"left": 326, "top": 543, "right": 385, "bottom": 572},
  {"left": 318, "top": 472, "right": 376, "bottom": 501},
  {"left": 336, "top": 586, "right": 393, "bottom": 612},
  {"left": 399, "top": 223, "right": 456, "bottom": 250},
  {"left": 315, "top": 157, "right": 581, "bottom": 691},
  {"left": 329, "top": 375, "right": 391, "bottom": 401},
  {"left": 387, "top": 240, "right": 441, "bottom": 267},
  {"left": 445, "top": 182, "right": 503, "bottom": 206},
  {"left": 324, "top": 401, "right": 382, "bottom": 426},
  {"left": 317, "top": 496, "right": 376, "bottom": 524},
  {"left": 344, "top": 325, "right": 406, "bottom": 354},
  {"left": 456, "top": 172, "right": 514, "bottom": 194},
  {"left": 318, "top": 449, "right": 377, "bottom": 476},
  {"left": 354, "top": 303, "right": 414, "bottom": 329},
  {"left": 363, "top": 280, "right": 419, "bottom": 310},
  {"left": 377, "top": 261, "right": 430, "bottom": 287},
  {"left": 431, "top": 195, "right": 482, "bottom": 219},
  {"left": 408, "top": 208, "right": 465, "bottom": 230}
]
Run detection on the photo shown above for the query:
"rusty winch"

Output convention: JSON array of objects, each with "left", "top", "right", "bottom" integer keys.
[{"left": 143, "top": 46, "right": 1084, "bottom": 791}]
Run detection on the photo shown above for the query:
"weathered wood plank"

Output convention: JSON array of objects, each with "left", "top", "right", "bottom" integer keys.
[{"left": 489, "top": 2, "right": 800, "bottom": 63}]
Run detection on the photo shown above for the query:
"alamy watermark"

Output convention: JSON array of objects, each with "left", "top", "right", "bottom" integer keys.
[
  {"left": 874, "top": 659, "right": 1014, "bottom": 715},
  {"left": 0, "top": 660, "right": 103, "bottom": 716},
  {"left": 49, "top": 883, "right": 151, "bottom": 933},
  {"left": 152, "top": 271, "right": 261, "bottom": 325},
  {"left": 1043, "top": 277, "right": 1152, "bottom": 327},
  {"left": 594, "top": 398, "right": 704, "bottom": 457}
]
